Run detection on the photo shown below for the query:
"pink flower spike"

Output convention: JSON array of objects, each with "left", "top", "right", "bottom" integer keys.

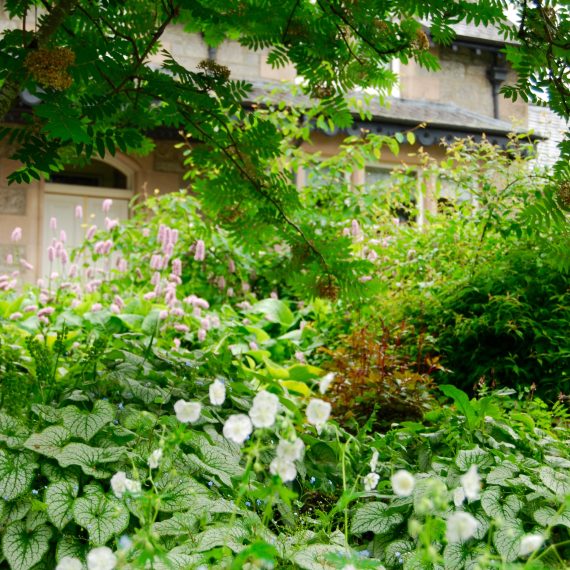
[
  {"left": 68, "top": 264, "right": 78, "bottom": 278},
  {"left": 159, "top": 310, "right": 168, "bottom": 320},
  {"left": 228, "top": 259, "right": 236, "bottom": 273},
  {"left": 142, "top": 228, "right": 150, "bottom": 238},
  {"left": 117, "top": 258, "right": 128, "bottom": 272},
  {"left": 174, "top": 323, "right": 190, "bottom": 333},
  {"left": 49, "top": 217, "right": 57, "bottom": 231},
  {"left": 102, "top": 199, "right": 113, "bottom": 214},
  {"left": 86, "top": 225, "right": 97, "bottom": 240},
  {"left": 9, "top": 312, "right": 22, "bottom": 320},
  {"left": 197, "top": 328, "right": 207, "bottom": 341},
  {"left": 170, "top": 229, "right": 179, "bottom": 244},
  {"left": 61, "top": 250, "right": 69, "bottom": 265},
  {"left": 59, "top": 230, "right": 67, "bottom": 243},
  {"left": 110, "top": 303, "right": 120, "bottom": 314},
  {"left": 158, "top": 225, "right": 166, "bottom": 243},
  {"left": 5, "top": 254, "right": 13, "bottom": 265},
  {"left": 37, "top": 307, "right": 55, "bottom": 317},
  {"left": 20, "top": 259, "right": 34, "bottom": 271},
  {"left": 10, "top": 227, "right": 22, "bottom": 242},
  {"left": 194, "top": 239, "right": 205, "bottom": 262},
  {"left": 143, "top": 292, "right": 156, "bottom": 300},
  {"left": 24, "top": 305, "right": 37, "bottom": 313},
  {"left": 75, "top": 205, "right": 83, "bottom": 219},
  {"left": 172, "top": 259, "right": 182, "bottom": 277},
  {"left": 91, "top": 303, "right": 103, "bottom": 312},
  {"left": 105, "top": 217, "right": 119, "bottom": 231}
]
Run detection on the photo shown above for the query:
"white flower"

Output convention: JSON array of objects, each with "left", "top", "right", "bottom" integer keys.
[
  {"left": 148, "top": 448, "right": 163, "bottom": 469},
  {"left": 342, "top": 565, "right": 357, "bottom": 570},
  {"left": 223, "top": 414, "right": 253, "bottom": 444},
  {"left": 363, "top": 472, "right": 380, "bottom": 491},
  {"left": 453, "top": 487, "right": 466, "bottom": 506},
  {"left": 87, "top": 546, "right": 117, "bottom": 570},
  {"left": 446, "top": 511, "right": 479, "bottom": 543},
  {"left": 276, "top": 438, "right": 304, "bottom": 462},
  {"left": 110, "top": 471, "right": 128, "bottom": 498},
  {"left": 370, "top": 449, "right": 379, "bottom": 472},
  {"left": 249, "top": 390, "right": 279, "bottom": 428},
  {"left": 270, "top": 456, "right": 297, "bottom": 482},
  {"left": 460, "top": 465, "right": 481, "bottom": 501},
  {"left": 391, "top": 470, "right": 415, "bottom": 497},
  {"left": 174, "top": 399, "right": 201, "bottom": 423},
  {"left": 209, "top": 379, "right": 226, "bottom": 406},
  {"left": 124, "top": 478, "right": 141, "bottom": 494},
  {"left": 56, "top": 557, "right": 83, "bottom": 570},
  {"left": 519, "top": 534, "right": 544, "bottom": 557},
  {"left": 318, "top": 372, "right": 336, "bottom": 394},
  {"left": 306, "top": 399, "right": 331, "bottom": 430}
]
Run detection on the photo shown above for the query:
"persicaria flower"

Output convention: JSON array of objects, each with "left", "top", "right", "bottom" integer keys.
[
  {"left": 363, "top": 472, "right": 380, "bottom": 491},
  {"left": 446, "top": 511, "right": 479, "bottom": 543},
  {"left": 391, "top": 470, "right": 415, "bottom": 497},
  {"left": 174, "top": 399, "right": 201, "bottom": 423},
  {"left": 209, "top": 379, "right": 226, "bottom": 406},
  {"left": 56, "top": 557, "right": 83, "bottom": 570},
  {"left": 48, "top": 246, "right": 56, "bottom": 262},
  {"left": 9, "top": 312, "right": 22, "bottom": 320},
  {"left": 105, "top": 217, "right": 119, "bottom": 231},
  {"left": 172, "top": 258, "right": 182, "bottom": 276},
  {"left": 20, "top": 259, "right": 33, "bottom": 271},
  {"left": 91, "top": 303, "right": 103, "bottom": 312},
  {"left": 194, "top": 239, "right": 206, "bottom": 261},
  {"left": 249, "top": 390, "right": 279, "bottom": 428},
  {"left": 306, "top": 399, "right": 331, "bottom": 431},
  {"left": 87, "top": 546, "right": 117, "bottom": 570},
  {"left": 460, "top": 464, "right": 481, "bottom": 501},
  {"left": 197, "top": 328, "right": 206, "bottom": 341},
  {"left": 49, "top": 217, "right": 57, "bottom": 230},
  {"left": 174, "top": 323, "right": 189, "bottom": 333},
  {"left": 223, "top": 414, "right": 253, "bottom": 444},
  {"left": 60, "top": 230, "right": 67, "bottom": 243},
  {"left": 148, "top": 449, "right": 163, "bottom": 469},
  {"left": 102, "top": 198, "right": 113, "bottom": 214},
  {"left": 5, "top": 254, "right": 12, "bottom": 265},
  {"left": 75, "top": 205, "right": 83, "bottom": 219},
  {"left": 519, "top": 534, "right": 543, "bottom": 557},
  {"left": 86, "top": 225, "right": 97, "bottom": 240},
  {"left": 37, "top": 307, "right": 55, "bottom": 317},
  {"left": 10, "top": 227, "right": 22, "bottom": 242}
]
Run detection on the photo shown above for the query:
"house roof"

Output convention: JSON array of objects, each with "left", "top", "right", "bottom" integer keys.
[{"left": 246, "top": 81, "right": 537, "bottom": 147}]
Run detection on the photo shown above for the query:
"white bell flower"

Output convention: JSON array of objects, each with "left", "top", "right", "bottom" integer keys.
[
  {"left": 249, "top": 390, "right": 279, "bottom": 428},
  {"left": 519, "top": 534, "right": 544, "bottom": 556},
  {"left": 318, "top": 372, "right": 336, "bottom": 394},
  {"left": 148, "top": 448, "right": 163, "bottom": 469},
  {"left": 124, "top": 479, "right": 141, "bottom": 494},
  {"left": 209, "top": 379, "right": 226, "bottom": 406},
  {"left": 363, "top": 472, "right": 380, "bottom": 491},
  {"left": 460, "top": 465, "right": 481, "bottom": 500},
  {"left": 110, "top": 471, "right": 127, "bottom": 499},
  {"left": 270, "top": 456, "right": 297, "bottom": 482},
  {"left": 370, "top": 449, "right": 379, "bottom": 472},
  {"left": 56, "top": 557, "right": 83, "bottom": 570},
  {"left": 174, "top": 399, "right": 201, "bottom": 423},
  {"left": 453, "top": 487, "right": 466, "bottom": 506},
  {"left": 390, "top": 470, "right": 415, "bottom": 497},
  {"left": 276, "top": 438, "right": 304, "bottom": 462},
  {"left": 306, "top": 399, "right": 331, "bottom": 430},
  {"left": 223, "top": 414, "right": 253, "bottom": 444},
  {"left": 87, "top": 546, "right": 117, "bottom": 570},
  {"left": 446, "top": 511, "right": 479, "bottom": 543}
]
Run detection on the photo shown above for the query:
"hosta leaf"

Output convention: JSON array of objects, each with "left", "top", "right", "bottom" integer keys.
[
  {"left": 56, "top": 443, "right": 124, "bottom": 478},
  {"left": 24, "top": 426, "right": 70, "bottom": 458},
  {"left": 0, "top": 413, "right": 30, "bottom": 448},
  {"left": 493, "top": 520, "right": 524, "bottom": 562},
  {"left": 292, "top": 544, "right": 339, "bottom": 570},
  {"left": 481, "top": 487, "right": 522, "bottom": 520},
  {"left": 456, "top": 447, "right": 493, "bottom": 471},
  {"left": 45, "top": 480, "right": 79, "bottom": 529},
  {"left": 351, "top": 502, "right": 404, "bottom": 535},
  {"left": 152, "top": 512, "right": 199, "bottom": 536},
  {"left": 2, "top": 520, "right": 52, "bottom": 570},
  {"left": 539, "top": 467, "right": 570, "bottom": 498},
  {"left": 62, "top": 400, "right": 115, "bottom": 441},
  {"left": 486, "top": 463, "right": 518, "bottom": 486},
  {"left": 73, "top": 489, "right": 129, "bottom": 545},
  {"left": 155, "top": 475, "right": 210, "bottom": 513},
  {"left": 534, "top": 506, "right": 570, "bottom": 528},
  {"left": 0, "top": 450, "right": 38, "bottom": 501}
]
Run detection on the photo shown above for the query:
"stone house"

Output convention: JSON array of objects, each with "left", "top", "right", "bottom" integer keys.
[{"left": 0, "top": 15, "right": 547, "bottom": 278}]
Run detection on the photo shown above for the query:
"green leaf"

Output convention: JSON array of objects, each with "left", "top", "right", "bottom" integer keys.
[
  {"left": 73, "top": 488, "right": 129, "bottom": 545},
  {"left": 56, "top": 535, "right": 86, "bottom": 563},
  {"left": 539, "top": 467, "right": 570, "bottom": 498},
  {"left": 292, "top": 544, "right": 339, "bottom": 570},
  {"left": 45, "top": 480, "right": 78, "bottom": 530},
  {"left": 194, "top": 521, "right": 250, "bottom": 553},
  {"left": 443, "top": 542, "right": 468, "bottom": 570},
  {"left": 0, "top": 413, "right": 30, "bottom": 448},
  {"left": 534, "top": 506, "right": 570, "bottom": 528},
  {"left": 24, "top": 426, "right": 70, "bottom": 458},
  {"left": 493, "top": 520, "right": 524, "bottom": 562},
  {"left": 2, "top": 520, "right": 52, "bottom": 570},
  {"left": 351, "top": 502, "right": 404, "bottom": 535},
  {"left": 62, "top": 400, "right": 115, "bottom": 441},
  {"left": 486, "top": 463, "right": 518, "bottom": 486},
  {"left": 481, "top": 487, "right": 523, "bottom": 520},
  {"left": 152, "top": 512, "right": 199, "bottom": 536},
  {"left": 456, "top": 447, "right": 493, "bottom": 471},
  {"left": 56, "top": 443, "right": 124, "bottom": 478},
  {"left": 155, "top": 475, "right": 211, "bottom": 513},
  {"left": 440, "top": 385, "right": 478, "bottom": 430},
  {"left": 0, "top": 450, "right": 38, "bottom": 501},
  {"left": 251, "top": 299, "right": 294, "bottom": 328}
]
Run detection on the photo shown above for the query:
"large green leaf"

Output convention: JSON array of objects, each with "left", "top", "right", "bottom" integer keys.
[
  {"left": 351, "top": 502, "right": 404, "bottom": 535},
  {"left": 291, "top": 544, "right": 339, "bottom": 570},
  {"left": 62, "top": 400, "right": 115, "bottom": 441},
  {"left": 194, "top": 521, "right": 250, "bottom": 553},
  {"left": 534, "top": 506, "right": 570, "bottom": 528},
  {"left": 251, "top": 299, "right": 294, "bottom": 328},
  {"left": 439, "top": 385, "right": 478, "bottom": 430},
  {"left": 45, "top": 480, "right": 78, "bottom": 530},
  {"left": 0, "top": 413, "right": 30, "bottom": 448},
  {"left": 73, "top": 488, "right": 129, "bottom": 545},
  {"left": 56, "top": 443, "right": 124, "bottom": 478},
  {"left": 24, "top": 426, "right": 70, "bottom": 458},
  {"left": 481, "top": 487, "right": 522, "bottom": 520},
  {"left": 539, "top": 467, "right": 570, "bottom": 498},
  {"left": 155, "top": 475, "right": 210, "bottom": 513},
  {"left": 2, "top": 520, "right": 52, "bottom": 570},
  {"left": 152, "top": 512, "right": 199, "bottom": 536},
  {"left": 0, "top": 450, "right": 37, "bottom": 501},
  {"left": 456, "top": 446, "right": 493, "bottom": 471},
  {"left": 486, "top": 463, "right": 518, "bottom": 486},
  {"left": 493, "top": 520, "right": 524, "bottom": 562}
]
